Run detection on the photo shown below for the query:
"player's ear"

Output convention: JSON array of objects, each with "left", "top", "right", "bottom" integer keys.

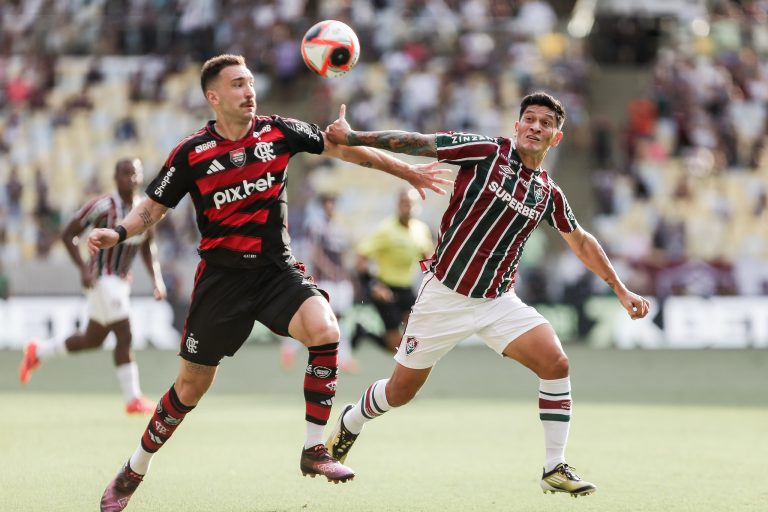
[
  {"left": 551, "top": 130, "right": 564, "bottom": 148},
  {"left": 206, "top": 89, "right": 219, "bottom": 105}
]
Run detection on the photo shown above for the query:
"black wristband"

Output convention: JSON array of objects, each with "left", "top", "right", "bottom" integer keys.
[{"left": 114, "top": 225, "right": 127, "bottom": 244}]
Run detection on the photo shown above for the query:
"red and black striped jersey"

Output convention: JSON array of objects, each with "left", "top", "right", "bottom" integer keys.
[
  {"left": 431, "top": 132, "right": 579, "bottom": 298},
  {"left": 146, "top": 115, "right": 324, "bottom": 269},
  {"left": 75, "top": 193, "right": 146, "bottom": 278}
]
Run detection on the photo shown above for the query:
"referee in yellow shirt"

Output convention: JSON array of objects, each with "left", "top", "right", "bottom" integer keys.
[{"left": 356, "top": 189, "right": 434, "bottom": 352}]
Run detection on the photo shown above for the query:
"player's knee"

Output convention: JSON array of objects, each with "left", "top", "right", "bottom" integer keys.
[
  {"left": 174, "top": 378, "right": 208, "bottom": 406},
  {"left": 549, "top": 353, "right": 569, "bottom": 378},
  {"left": 308, "top": 323, "right": 341, "bottom": 346},
  {"left": 84, "top": 336, "right": 107, "bottom": 349}
]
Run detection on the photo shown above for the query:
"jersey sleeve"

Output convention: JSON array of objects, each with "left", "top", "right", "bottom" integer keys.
[
  {"left": 435, "top": 132, "right": 499, "bottom": 165},
  {"left": 74, "top": 197, "right": 107, "bottom": 228},
  {"left": 146, "top": 145, "right": 194, "bottom": 208},
  {"left": 546, "top": 182, "right": 579, "bottom": 233},
  {"left": 273, "top": 116, "right": 325, "bottom": 155}
]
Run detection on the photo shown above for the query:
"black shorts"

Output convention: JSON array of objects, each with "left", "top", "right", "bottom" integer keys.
[
  {"left": 372, "top": 285, "right": 416, "bottom": 331},
  {"left": 179, "top": 260, "right": 324, "bottom": 366}
]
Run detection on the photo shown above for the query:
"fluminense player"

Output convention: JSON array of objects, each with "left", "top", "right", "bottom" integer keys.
[
  {"left": 19, "top": 158, "right": 166, "bottom": 415},
  {"left": 324, "top": 92, "right": 650, "bottom": 497},
  {"left": 87, "top": 54, "right": 451, "bottom": 511}
]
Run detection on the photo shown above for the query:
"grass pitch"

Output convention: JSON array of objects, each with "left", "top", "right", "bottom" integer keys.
[{"left": 1, "top": 344, "right": 766, "bottom": 511}]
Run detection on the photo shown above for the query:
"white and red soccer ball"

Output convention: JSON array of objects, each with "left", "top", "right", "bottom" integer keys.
[{"left": 301, "top": 20, "right": 360, "bottom": 78}]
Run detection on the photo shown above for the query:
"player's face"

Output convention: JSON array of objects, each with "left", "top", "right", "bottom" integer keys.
[
  {"left": 514, "top": 105, "right": 563, "bottom": 155},
  {"left": 210, "top": 65, "right": 257, "bottom": 122},
  {"left": 115, "top": 160, "right": 143, "bottom": 196}
]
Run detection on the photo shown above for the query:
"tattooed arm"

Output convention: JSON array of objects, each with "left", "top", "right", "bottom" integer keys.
[
  {"left": 345, "top": 130, "right": 437, "bottom": 157},
  {"left": 325, "top": 104, "right": 437, "bottom": 157},
  {"left": 322, "top": 105, "right": 450, "bottom": 198},
  {"left": 87, "top": 197, "right": 169, "bottom": 255}
]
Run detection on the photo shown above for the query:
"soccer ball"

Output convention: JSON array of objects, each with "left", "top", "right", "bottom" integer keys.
[{"left": 301, "top": 20, "right": 360, "bottom": 78}]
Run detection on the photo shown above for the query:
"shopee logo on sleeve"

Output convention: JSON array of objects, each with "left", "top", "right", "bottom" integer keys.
[
  {"left": 212, "top": 173, "right": 276, "bottom": 209},
  {"left": 154, "top": 166, "right": 176, "bottom": 197}
]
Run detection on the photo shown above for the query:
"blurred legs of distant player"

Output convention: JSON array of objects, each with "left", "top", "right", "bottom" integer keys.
[
  {"left": 327, "top": 275, "right": 596, "bottom": 497},
  {"left": 19, "top": 275, "right": 154, "bottom": 414}
]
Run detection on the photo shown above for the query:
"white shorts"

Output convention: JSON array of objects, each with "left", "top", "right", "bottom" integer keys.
[
  {"left": 85, "top": 275, "right": 131, "bottom": 326},
  {"left": 394, "top": 273, "right": 548, "bottom": 369}
]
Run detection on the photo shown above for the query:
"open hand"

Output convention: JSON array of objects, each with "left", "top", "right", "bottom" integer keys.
[{"left": 405, "top": 161, "right": 454, "bottom": 199}]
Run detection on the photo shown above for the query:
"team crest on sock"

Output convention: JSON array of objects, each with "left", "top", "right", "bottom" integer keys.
[{"left": 405, "top": 336, "right": 419, "bottom": 355}]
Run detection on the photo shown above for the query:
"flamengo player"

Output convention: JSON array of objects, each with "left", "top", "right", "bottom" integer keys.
[
  {"left": 325, "top": 93, "right": 650, "bottom": 497},
  {"left": 88, "top": 54, "right": 450, "bottom": 512},
  {"left": 19, "top": 158, "right": 165, "bottom": 415}
]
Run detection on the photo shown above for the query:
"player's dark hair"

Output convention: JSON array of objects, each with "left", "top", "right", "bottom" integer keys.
[
  {"left": 519, "top": 92, "right": 566, "bottom": 130},
  {"left": 200, "top": 54, "right": 246, "bottom": 93}
]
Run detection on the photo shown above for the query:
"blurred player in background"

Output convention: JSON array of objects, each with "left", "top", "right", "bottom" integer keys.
[
  {"left": 280, "top": 193, "right": 358, "bottom": 372},
  {"left": 353, "top": 188, "right": 433, "bottom": 353},
  {"left": 87, "top": 54, "right": 450, "bottom": 511},
  {"left": 325, "top": 93, "right": 650, "bottom": 497},
  {"left": 18, "top": 158, "right": 166, "bottom": 415}
]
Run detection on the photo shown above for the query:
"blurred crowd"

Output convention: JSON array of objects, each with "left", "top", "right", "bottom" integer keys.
[
  {"left": 0, "top": 0, "right": 766, "bottom": 316},
  {"left": 590, "top": 0, "right": 768, "bottom": 299}
]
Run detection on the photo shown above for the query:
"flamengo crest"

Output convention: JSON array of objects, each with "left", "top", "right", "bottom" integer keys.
[
  {"left": 230, "top": 148, "right": 246, "bottom": 167},
  {"left": 405, "top": 336, "right": 419, "bottom": 355}
]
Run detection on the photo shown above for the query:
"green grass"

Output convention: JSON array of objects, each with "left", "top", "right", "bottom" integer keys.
[{"left": 1, "top": 344, "right": 767, "bottom": 511}]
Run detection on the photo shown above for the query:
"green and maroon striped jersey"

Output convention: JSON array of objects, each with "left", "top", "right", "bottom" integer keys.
[{"left": 430, "top": 132, "right": 578, "bottom": 298}]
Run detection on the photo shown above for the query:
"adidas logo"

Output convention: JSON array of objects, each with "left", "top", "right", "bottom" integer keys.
[{"left": 207, "top": 159, "right": 225, "bottom": 175}]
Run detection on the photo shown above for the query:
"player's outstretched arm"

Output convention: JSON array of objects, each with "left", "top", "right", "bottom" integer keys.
[
  {"left": 326, "top": 104, "right": 437, "bottom": 156},
  {"left": 322, "top": 105, "right": 452, "bottom": 198},
  {"left": 560, "top": 227, "right": 650, "bottom": 320},
  {"left": 87, "top": 197, "right": 169, "bottom": 255}
]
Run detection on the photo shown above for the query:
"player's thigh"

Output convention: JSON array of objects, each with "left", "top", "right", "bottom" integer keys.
[
  {"left": 255, "top": 263, "right": 330, "bottom": 340},
  {"left": 501, "top": 323, "right": 568, "bottom": 378},
  {"left": 394, "top": 274, "right": 476, "bottom": 370},
  {"left": 179, "top": 265, "right": 256, "bottom": 366},
  {"left": 82, "top": 319, "right": 111, "bottom": 345},
  {"left": 476, "top": 292, "right": 550, "bottom": 356},
  {"left": 287, "top": 295, "right": 339, "bottom": 346}
]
